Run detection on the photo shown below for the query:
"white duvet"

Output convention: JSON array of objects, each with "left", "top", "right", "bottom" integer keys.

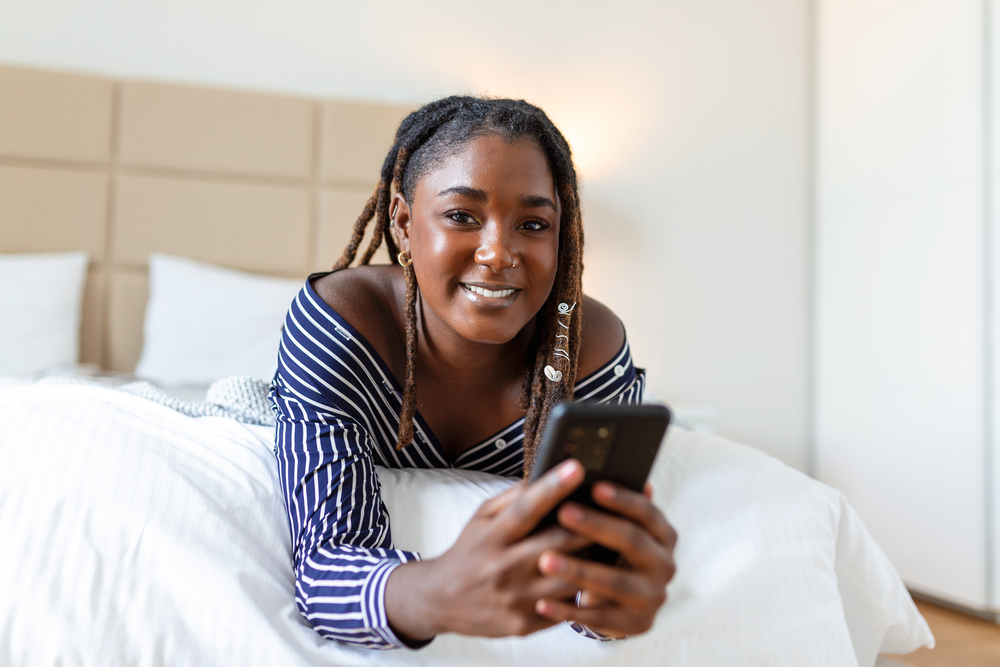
[{"left": 0, "top": 384, "right": 932, "bottom": 666}]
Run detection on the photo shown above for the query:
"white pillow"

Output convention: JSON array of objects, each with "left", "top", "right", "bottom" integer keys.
[
  {"left": 135, "top": 254, "right": 302, "bottom": 386},
  {"left": 0, "top": 251, "right": 88, "bottom": 376}
]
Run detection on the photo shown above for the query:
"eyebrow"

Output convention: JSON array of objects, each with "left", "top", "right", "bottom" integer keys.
[{"left": 438, "top": 186, "right": 558, "bottom": 211}]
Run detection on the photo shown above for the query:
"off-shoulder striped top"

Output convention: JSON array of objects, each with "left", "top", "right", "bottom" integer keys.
[{"left": 269, "top": 277, "right": 646, "bottom": 649}]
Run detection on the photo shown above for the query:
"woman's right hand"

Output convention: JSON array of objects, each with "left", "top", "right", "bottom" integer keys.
[{"left": 384, "top": 459, "right": 590, "bottom": 643}]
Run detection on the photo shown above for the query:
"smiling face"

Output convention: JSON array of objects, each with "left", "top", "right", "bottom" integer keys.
[{"left": 393, "top": 134, "right": 561, "bottom": 346}]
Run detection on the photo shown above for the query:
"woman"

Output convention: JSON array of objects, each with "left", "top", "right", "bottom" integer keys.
[{"left": 270, "top": 96, "right": 677, "bottom": 649}]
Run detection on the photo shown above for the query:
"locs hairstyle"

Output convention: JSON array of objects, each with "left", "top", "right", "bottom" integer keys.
[{"left": 332, "top": 96, "right": 584, "bottom": 477}]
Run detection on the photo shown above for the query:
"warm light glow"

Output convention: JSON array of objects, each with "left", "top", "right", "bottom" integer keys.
[{"left": 437, "top": 54, "right": 657, "bottom": 185}]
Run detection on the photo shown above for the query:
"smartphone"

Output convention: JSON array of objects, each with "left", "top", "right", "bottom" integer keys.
[{"left": 528, "top": 402, "right": 671, "bottom": 564}]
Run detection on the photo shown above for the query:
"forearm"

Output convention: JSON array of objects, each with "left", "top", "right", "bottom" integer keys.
[{"left": 296, "top": 545, "right": 424, "bottom": 649}]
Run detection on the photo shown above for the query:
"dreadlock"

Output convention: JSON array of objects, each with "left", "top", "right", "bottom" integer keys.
[{"left": 333, "top": 96, "right": 584, "bottom": 478}]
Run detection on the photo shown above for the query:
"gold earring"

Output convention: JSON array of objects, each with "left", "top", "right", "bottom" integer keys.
[{"left": 397, "top": 252, "right": 413, "bottom": 267}]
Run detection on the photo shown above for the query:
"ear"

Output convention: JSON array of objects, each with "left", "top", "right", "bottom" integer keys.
[{"left": 391, "top": 192, "right": 412, "bottom": 255}]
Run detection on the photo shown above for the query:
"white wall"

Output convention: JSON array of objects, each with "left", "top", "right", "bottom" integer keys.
[{"left": 0, "top": 0, "right": 813, "bottom": 469}]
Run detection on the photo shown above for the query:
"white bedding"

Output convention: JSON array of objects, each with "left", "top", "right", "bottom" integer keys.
[
  {"left": 0, "top": 364, "right": 211, "bottom": 402},
  {"left": 0, "top": 384, "right": 932, "bottom": 666}
]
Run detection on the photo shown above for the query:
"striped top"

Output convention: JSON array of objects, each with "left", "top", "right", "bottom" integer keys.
[{"left": 269, "top": 278, "right": 646, "bottom": 649}]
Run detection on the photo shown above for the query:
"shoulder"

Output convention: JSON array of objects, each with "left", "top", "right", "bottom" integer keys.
[
  {"left": 576, "top": 295, "right": 626, "bottom": 379},
  {"left": 309, "top": 265, "right": 406, "bottom": 370}
]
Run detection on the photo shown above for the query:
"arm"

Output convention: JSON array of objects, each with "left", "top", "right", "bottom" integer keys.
[
  {"left": 271, "top": 286, "right": 425, "bottom": 649},
  {"left": 272, "top": 378, "right": 420, "bottom": 649},
  {"left": 275, "top": 374, "right": 596, "bottom": 647}
]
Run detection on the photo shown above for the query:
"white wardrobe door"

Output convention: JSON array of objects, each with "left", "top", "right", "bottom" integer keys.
[
  {"left": 816, "top": 0, "right": 987, "bottom": 608},
  {"left": 991, "top": 0, "right": 1000, "bottom": 615}
]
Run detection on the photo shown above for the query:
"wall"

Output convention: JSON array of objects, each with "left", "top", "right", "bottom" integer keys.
[
  {"left": 815, "top": 0, "right": 990, "bottom": 609},
  {"left": 0, "top": 0, "right": 813, "bottom": 469}
]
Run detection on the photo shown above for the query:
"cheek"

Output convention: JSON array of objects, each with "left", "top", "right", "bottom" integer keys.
[
  {"left": 410, "top": 224, "right": 442, "bottom": 256},
  {"left": 410, "top": 226, "right": 473, "bottom": 292},
  {"left": 410, "top": 224, "right": 452, "bottom": 267},
  {"left": 529, "top": 239, "right": 561, "bottom": 298}
]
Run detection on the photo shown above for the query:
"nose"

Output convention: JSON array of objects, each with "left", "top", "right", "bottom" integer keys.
[{"left": 474, "top": 223, "right": 518, "bottom": 272}]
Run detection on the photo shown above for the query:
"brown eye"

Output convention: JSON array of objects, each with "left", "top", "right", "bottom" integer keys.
[
  {"left": 447, "top": 211, "right": 477, "bottom": 225},
  {"left": 519, "top": 219, "right": 548, "bottom": 231}
]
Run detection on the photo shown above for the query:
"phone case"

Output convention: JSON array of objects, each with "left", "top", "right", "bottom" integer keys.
[{"left": 529, "top": 402, "right": 671, "bottom": 564}]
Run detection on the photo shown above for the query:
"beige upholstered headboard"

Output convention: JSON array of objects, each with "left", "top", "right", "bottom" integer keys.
[{"left": 0, "top": 65, "right": 411, "bottom": 372}]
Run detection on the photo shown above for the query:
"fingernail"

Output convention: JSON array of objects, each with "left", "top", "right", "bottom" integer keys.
[
  {"left": 595, "top": 483, "right": 616, "bottom": 500},
  {"left": 541, "top": 553, "right": 567, "bottom": 573},
  {"left": 561, "top": 504, "right": 585, "bottom": 524},
  {"left": 535, "top": 599, "right": 551, "bottom": 615},
  {"left": 558, "top": 459, "right": 579, "bottom": 481}
]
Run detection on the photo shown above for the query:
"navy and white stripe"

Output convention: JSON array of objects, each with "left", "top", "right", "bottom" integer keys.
[{"left": 270, "top": 279, "right": 646, "bottom": 649}]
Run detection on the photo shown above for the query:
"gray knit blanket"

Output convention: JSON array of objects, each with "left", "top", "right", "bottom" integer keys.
[{"left": 32, "top": 375, "right": 275, "bottom": 426}]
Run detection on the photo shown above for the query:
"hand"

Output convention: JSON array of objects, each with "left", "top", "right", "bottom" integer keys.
[
  {"left": 534, "top": 482, "right": 677, "bottom": 638},
  {"left": 384, "top": 459, "right": 591, "bottom": 643}
]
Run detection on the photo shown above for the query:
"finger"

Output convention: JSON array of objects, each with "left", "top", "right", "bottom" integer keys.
[
  {"left": 475, "top": 483, "right": 523, "bottom": 519},
  {"left": 526, "top": 576, "right": 584, "bottom": 603},
  {"left": 493, "top": 459, "right": 584, "bottom": 543},
  {"left": 506, "top": 524, "right": 591, "bottom": 566},
  {"left": 592, "top": 483, "right": 676, "bottom": 548},
  {"left": 537, "top": 550, "right": 650, "bottom": 602},
  {"left": 541, "top": 592, "right": 629, "bottom": 639},
  {"left": 578, "top": 589, "right": 613, "bottom": 609},
  {"left": 534, "top": 598, "right": 651, "bottom": 636},
  {"left": 557, "top": 502, "right": 672, "bottom": 573}
]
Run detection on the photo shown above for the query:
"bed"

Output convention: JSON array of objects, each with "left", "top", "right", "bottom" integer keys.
[{"left": 0, "top": 64, "right": 933, "bottom": 666}]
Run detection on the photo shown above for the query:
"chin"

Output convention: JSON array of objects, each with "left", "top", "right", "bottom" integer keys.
[
  {"left": 432, "top": 294, "right": 540, "bottom": 345},
  {"left": 453, "top": 311, "right": 530, "bottom": 345},
  {"left": 456, "top": 325, "right": 523, "bottom": 346}
]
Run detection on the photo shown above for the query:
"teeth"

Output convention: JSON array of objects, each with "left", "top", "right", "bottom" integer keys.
[{"left": 466, "top": 284, "right": 515, "bottom": 298}]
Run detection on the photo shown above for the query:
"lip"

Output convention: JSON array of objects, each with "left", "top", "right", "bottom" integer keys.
[
  {"left": 463, "top": 281, "right": 519, "bottom": 291},
  {"left": 461, "top": 282, "right": 521, "bottom": 308}
]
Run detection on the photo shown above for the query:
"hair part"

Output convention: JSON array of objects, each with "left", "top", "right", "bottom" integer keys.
[{"left": 333, "top": 96, "right": 585, "bottom": 478}]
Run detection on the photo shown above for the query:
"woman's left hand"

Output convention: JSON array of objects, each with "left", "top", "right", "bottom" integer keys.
[{"left": 534, "top": 482, "right": 676, "bottom": 638}]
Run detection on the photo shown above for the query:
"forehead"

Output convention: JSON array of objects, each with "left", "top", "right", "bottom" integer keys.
[{"left": 414, "top": 135, "right": 557, "bottom": 202}]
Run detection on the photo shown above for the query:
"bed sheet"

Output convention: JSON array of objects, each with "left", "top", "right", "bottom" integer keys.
[
  {"left": 0, "top": 384, "right": 932, "bottom": 666},
  {"left": 0, "top": 364, "right": 211, "bottom": 401}
]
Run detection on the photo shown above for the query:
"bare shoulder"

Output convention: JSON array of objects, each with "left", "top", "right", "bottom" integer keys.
[
  {"left": 577, "top": 295, "right": 626, "bottom": 379},
  {"left": 310, "top": 265, "right": 405, "bottom": 366}
]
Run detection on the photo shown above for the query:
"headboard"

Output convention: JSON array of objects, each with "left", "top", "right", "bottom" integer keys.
[{"left": 0, "top": 65, "right": 411, "bottom": 372}]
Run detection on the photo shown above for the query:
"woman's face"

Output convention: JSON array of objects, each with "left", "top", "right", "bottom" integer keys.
[{"left": 394, "top": 134, "right": 561, "bottom": 346}]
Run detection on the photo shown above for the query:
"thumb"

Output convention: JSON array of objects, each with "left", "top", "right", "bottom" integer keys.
[{"left": 475, "top": 483, "right": 522, "bottom": 519}]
